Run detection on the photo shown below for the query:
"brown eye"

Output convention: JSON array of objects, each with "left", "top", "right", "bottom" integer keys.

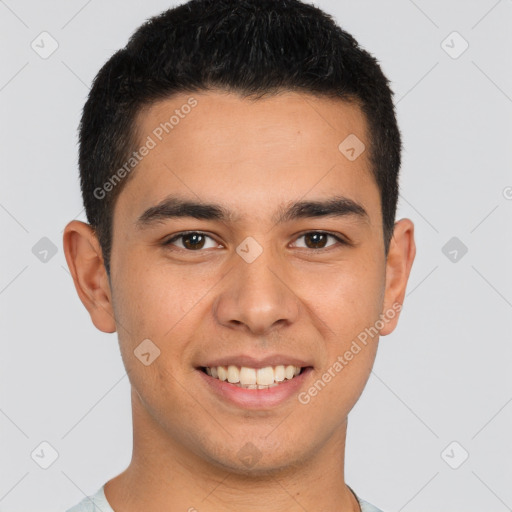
[
  {"left": 164, "top": 232, "right": 218, "bottom": 251},
  {"left": 182, "top": 233, "right": 206, "bottom": 250},
  {"left": 292, "top": 231, "right": 346, "bottom": 250},
  {"left": 304, "top": 232, "right": 328, "bottom": 249}
]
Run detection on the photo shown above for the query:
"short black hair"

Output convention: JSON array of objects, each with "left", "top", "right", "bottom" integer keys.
[{"left": 79, "top": 0, "right": 402, "bottom": 276}]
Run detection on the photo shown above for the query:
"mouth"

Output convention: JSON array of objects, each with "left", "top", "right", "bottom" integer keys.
[
  {"left": 199, "top": 364, "right": 304, "bottom": 389},
  {"left": 197, "top": 362, "right": 313, "bottom": 409}
]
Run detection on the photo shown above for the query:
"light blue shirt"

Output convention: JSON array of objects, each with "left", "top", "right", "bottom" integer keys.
[{"left": 66, "top": 484, "right": 385, "bottom": 511}]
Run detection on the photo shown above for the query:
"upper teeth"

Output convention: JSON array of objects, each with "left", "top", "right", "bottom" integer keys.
[{"left": 205, "top": 365, "right": 301, "bottom": 387}]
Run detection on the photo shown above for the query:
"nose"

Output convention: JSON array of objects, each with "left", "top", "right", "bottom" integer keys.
[{"left": 213, "top": 244, "right": 300, "bottom": 336}]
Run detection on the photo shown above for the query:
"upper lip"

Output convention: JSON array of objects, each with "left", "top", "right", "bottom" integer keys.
[{"left": 199, "top": 354, "right": 312, "bottom": 369}]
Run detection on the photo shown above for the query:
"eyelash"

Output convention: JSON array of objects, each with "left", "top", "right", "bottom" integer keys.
[{"left": 162, "top": 230, "right": 349, "bottom": 252}]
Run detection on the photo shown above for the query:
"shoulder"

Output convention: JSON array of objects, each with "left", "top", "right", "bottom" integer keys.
[
  {"left": 65, "top": 485, "right": 114, "bottom": 512},
  {"left": 357, "top": 495, "right": 386, "bottom": 512},
  {"left": 349, "top": 485, "right": 386, "bottom": 512}
]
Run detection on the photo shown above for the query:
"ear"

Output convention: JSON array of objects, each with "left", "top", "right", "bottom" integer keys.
[
  {"left": 62, "top": 220, "right": 117, "bottom": 333},
  {"left": 380, "top": 218, "right": 416, "bottom": 336}
]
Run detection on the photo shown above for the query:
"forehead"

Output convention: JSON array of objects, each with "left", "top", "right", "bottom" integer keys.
[
  {"left": 116, "top": 90, "right": 379, "bottom": 226},
  {"left": 140, "top": 90, "right": 368, "bottom": 154}
]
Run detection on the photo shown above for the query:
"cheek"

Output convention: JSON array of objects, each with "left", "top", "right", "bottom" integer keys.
[
  {"left": 110, "top": 260, "right": 214, "bottom": 393},
  {"left": 296, "top": 266, "right": 384, "bottom": 421},
  {"left": 300, "top": 259, "right": 384, "bottom": 395},
  {"left": 110, "top": 263, "right": 202, "bottom": 419},
  {"left": 305, "top": 258, "right": 386, "bottom": 344},
  {"left": 112, "top": 259, "right": 204, "bottom": 338}
]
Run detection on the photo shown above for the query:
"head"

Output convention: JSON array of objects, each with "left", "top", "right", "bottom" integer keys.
[
  {"left": 78, "top": 0, "right": 402, "bottom": 277},
  {"left": 64, "top": 0, "right": 415, "bottom": 477}
]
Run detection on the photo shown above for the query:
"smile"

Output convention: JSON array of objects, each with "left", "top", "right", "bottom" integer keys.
[
  {"left": 202, "top": 365, "right": 302, "bottom": 389},
  {"left": 198, "top": 363, "right": 313, "bottom": 409}
]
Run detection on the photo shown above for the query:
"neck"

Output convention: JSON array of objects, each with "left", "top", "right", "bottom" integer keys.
[{"left": 104, "top": 389, "right": 360, "bottom": 512}]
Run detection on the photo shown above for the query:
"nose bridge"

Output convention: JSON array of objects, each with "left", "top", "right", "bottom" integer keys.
[{"left": 213, "top": 239, "right": 300, "bottom": 335}]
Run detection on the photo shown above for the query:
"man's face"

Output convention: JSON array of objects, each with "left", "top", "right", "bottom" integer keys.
[{"left": 107, "top": 91, "right": 398, "bottom": 473}]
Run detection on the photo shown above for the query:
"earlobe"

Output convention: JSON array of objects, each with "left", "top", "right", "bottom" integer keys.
[
  {"left": 62, "top": 220, "right": 117, "bottom": 333},
  {"left": 380, "top": 218, "right": 416, "bottom": 336}
]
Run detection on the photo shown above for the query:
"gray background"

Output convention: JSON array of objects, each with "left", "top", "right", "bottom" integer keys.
[{"left": 1, "top": 0, "right": 511, "bottom": 510}]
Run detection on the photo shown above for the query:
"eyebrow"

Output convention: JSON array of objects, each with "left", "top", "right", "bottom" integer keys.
[{"left": 135, "top": 194, "right": 369, "bottom": 229}]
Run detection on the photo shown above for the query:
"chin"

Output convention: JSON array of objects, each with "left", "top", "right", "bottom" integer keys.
[{"left": 197, "top": 435, "right": 309, "bottom": 478}]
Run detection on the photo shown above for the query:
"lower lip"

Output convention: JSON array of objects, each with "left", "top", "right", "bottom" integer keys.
[{"left": 197, "top": 367, "right": 313, "bottom": 409}]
